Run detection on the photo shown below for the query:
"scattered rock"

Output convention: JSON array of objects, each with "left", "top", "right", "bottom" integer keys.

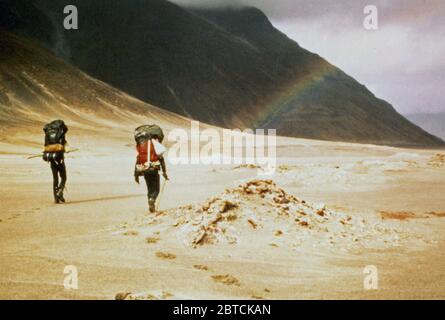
[
  {"left": 219, "top": 201, "right": 238, "bottom": 213},
  {"left": 123, "top": 230, "right": 139, "bottom": 236},
  {"left": 427, "top": 212, "right": 445, "bottom": 218},
  {"left": 211, "top": 274, "right": 240, "bottom": 286},
  {"left": 298, "top": 221, "right": 309, "bottom": 227},
  {"left": 193, "top": 264, "right": 209, "bottom": 271},
  {"left": 380, "top": 211, "right": 445, "bottom": 220},
  {"left": 380, "top": 211, "right": 417, "bottom": 221},
  {"left": 116, "top": 291, "right": 174, "bottom": 300},
  {"left": 226, "top": 212, "right": 238, "bottom": 221},
  {"left": 247, "top": 219, "right": 258, "bottom": 229},
  {"left": 156, "top": 252, "right": 177, "bottom": 260},
  {"left": 428, "top": 153, "right": 445, "bottom": 167},
  {"left": 161, "top": 291, "right": 174, "bottom": 299},
  {"left": 115, "top": 292, "right": 132, "bottom": 300},
  {"left": 146, "top": 237, "right": 159, "bottom": 244}
]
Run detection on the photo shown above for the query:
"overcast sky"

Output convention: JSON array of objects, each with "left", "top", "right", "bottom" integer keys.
[{"left": 173, "top": 0, "right": 445, "bottom": 115}]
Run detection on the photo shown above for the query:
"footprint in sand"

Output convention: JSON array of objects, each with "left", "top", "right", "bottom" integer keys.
[
  {"left": 193, "top": 264, "right": 210, "bottom": 271},
  {"left": 146, "top": 237, "right": 160, "bottom": 244},
  {"left": 211, "top": 274, "right": 240, "bottom": 286},
  {"left": 123, "top": 230, "right": 139, "bottom": 236},
  {"left": 8, "top": 214, "right": 21, "bottom": 221},
  {"left": 156, "top": 252, "right": 177, "bottom": 260}
]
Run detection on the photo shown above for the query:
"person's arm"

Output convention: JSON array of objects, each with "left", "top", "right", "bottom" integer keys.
[
  {"left": 63, "top": 138, "right": 69, "bottom": 152},
  {"left": 63, "top": 125, "right": 69, "bottom": 150},
  {"left": 134, "top": 160, "right": 140, "bottom": 184},
  {"left": 160, "top": 157, "right": 169, "bottom": 180}
]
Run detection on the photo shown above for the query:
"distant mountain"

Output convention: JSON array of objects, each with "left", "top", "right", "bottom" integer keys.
[
  {"left": 1, "top": 0, "right": 443, "bottom": 147},
  {"left": 406, "top": 113, "right": 445, "bottom": 141}
]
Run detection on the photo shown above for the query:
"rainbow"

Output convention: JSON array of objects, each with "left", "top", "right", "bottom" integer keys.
[{"left": 251, "top": 59, "right": 338, "bottom": 129}]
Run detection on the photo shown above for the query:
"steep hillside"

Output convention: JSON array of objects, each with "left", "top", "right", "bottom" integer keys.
[
  {"left": 0, "top": 30, "right": 189, "bottom": 145},
  {"left": 1, "top": 0, "right": 443, "bottom": 147}
]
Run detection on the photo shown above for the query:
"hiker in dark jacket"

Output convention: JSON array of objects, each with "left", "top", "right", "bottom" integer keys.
[
  {"left": 135, "top": 136, "right": 169, "bottom": 213},
  {"left": 43, "top": 120, "right": 68, "bottom": 204}
]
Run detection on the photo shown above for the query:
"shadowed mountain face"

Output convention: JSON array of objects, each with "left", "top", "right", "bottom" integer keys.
[
  {"left": 1, "top": 0, "right": 443, "bottom": 147},
  {"left": 0, "top": 30, "right": 187, "bottom": 135}
]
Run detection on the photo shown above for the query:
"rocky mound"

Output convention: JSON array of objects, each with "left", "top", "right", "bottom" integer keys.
[
  {"left": 428, "top": 153, "right": 445, "bottom": 168},
  {"left": 135, "top": 180, "right": 411, "bottom": 250}
]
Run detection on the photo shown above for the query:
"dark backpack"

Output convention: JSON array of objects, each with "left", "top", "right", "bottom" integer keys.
[
  {"left": 134, "top": 125, "right": 164, "bottom": 144},
  {"left": 44, "top": 120, "right": 68, "bottom": 146}
]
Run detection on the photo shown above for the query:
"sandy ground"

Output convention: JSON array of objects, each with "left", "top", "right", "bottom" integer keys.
[{"left": 0, "top": 134, "right": 445, "bottom": 300}]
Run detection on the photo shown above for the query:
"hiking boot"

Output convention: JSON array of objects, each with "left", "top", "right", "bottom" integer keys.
[
  {"left": 54, "top": 188, "right": 60, "bottom": 204},
  {"left": 56, "top": 188, "right": 65, "bottom": 203},
  {"left": 148, "top": 199, "right": 156, "bottom": 213}
]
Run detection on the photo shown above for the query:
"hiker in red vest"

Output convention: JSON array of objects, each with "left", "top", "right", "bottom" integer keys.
[{"left": 134, "top": 125, "right": 169, "bottom": 213}]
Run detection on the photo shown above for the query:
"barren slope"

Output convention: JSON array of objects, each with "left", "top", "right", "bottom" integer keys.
[{"left": 0, "top": 30, "right": 190, "bottom": 152}]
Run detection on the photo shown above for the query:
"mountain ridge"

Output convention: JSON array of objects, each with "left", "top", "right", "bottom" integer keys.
[
  {"left": 0, "top": 0, "right": 443, "bottom": 147},
  {"left": 0, "top": 30, "right": 189, "bottom": 138}
]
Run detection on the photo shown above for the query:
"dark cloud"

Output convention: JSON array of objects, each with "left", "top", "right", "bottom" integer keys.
[{"left": 173, "top": 0, "right": 445, "bottom": 25}]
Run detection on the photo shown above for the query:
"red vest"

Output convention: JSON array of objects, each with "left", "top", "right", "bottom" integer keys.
[{"left": 136, "top": 140, "right": 159, "bottom": 164}]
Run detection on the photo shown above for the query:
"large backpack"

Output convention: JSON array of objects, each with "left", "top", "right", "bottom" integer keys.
[
  {"left": 134, "top": 125, "right": 164, "bottom": 173},
  {"left": 134, "top": 125, "right": 164, "bottom": 144},
  {"left": 44, "top": 120, "right": 68, "bottom": 147}
]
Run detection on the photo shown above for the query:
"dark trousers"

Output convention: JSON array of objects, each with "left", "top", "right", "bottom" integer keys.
[
  {"left": 144, "top": 170, "right": 160, "bottom": 202},
  {"left": 50, "top": 160, "right": 67, "bottom": 198}
]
